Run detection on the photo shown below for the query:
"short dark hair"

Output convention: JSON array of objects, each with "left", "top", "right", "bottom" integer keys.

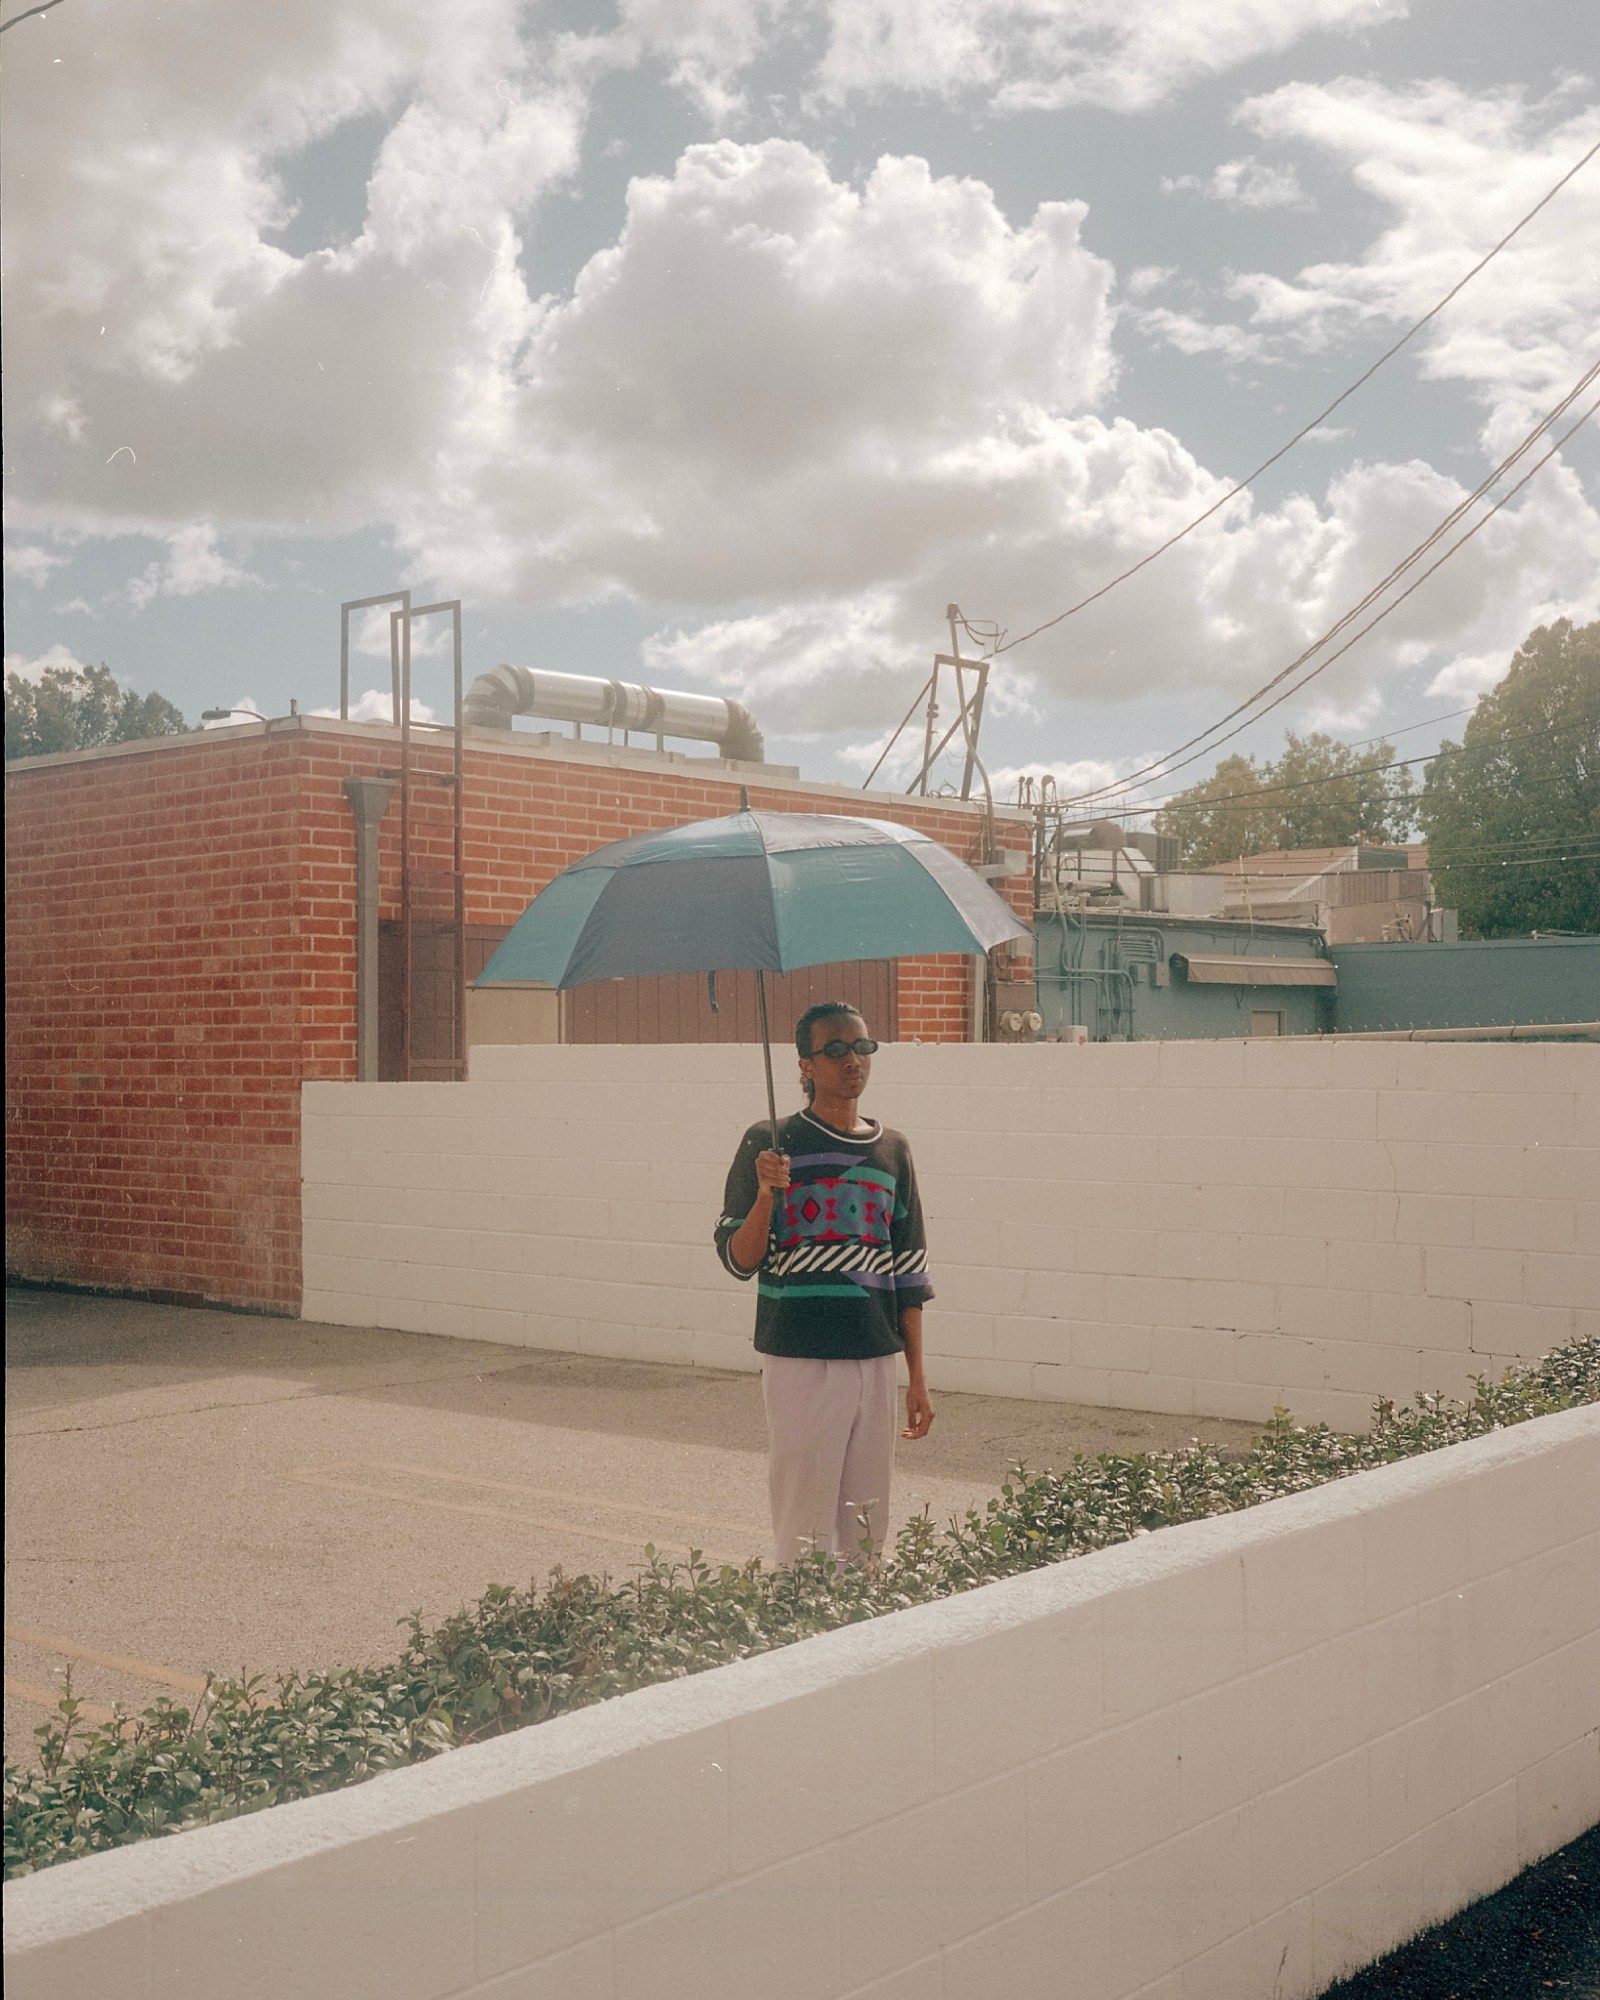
[{"left": 794, "top": 1000, "right": 865, "bottom": 1059}]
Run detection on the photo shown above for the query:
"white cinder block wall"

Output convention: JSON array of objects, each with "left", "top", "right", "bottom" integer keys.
[
  {"left": 302, "top": 1040, "right": 1598, "bottom": 1429},
  {"left": 8, "top": 1408, "right": 1597, "bottom": 2000}
]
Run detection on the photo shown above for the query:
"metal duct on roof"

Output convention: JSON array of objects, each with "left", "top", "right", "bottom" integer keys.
[{"left": 462, "top": 664, "right": 764, "bottom": 762}]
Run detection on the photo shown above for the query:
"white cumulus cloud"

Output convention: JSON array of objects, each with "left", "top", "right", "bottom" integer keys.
[
  {"left": 3, "top": 545, "right": 67, "bottom": 586},
  {"left": 789, "top": 0, "right": 1406, "bottom": 115},
  {"left": 309, "top": 686, "right": 438, "bottom": 722},
  {"left": 0, "top": 0, "right": 589, "bottom": 538},
  {"left": 4, "top": 9, "right": 1594, "bottom": 760},
  {"left": 4, "top": 642, "right": 93, "bottom": 685},
  {"left": 129, "top": 526, "right": 262, "bottom": 608},
  {"left": 1162, "top": 155, "right": 1313, "bottom": 210},
  {"left": 407, "top": 141, "right": 1119, "bottom": 611},
  {"left": 1227, "top": 80, "right": 1600, "bottom": 435}
]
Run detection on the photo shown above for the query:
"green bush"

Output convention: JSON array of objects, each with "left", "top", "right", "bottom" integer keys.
[{"left": 6, "top": 1340, "right": 1596, "bottom": 1880}]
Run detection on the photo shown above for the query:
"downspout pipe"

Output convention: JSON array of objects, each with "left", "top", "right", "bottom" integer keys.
[{"left": 342, "top": 776, "right": 397, "bottom": 1082}]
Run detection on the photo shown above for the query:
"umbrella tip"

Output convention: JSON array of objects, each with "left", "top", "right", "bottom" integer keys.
[{"left": 738, "top": 785, "right": 750, "bottom": 811}]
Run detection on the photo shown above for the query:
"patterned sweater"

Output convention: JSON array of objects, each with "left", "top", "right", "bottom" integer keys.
[{"left": 715, "top": 1109, "right": 935, "bottom": 1359}]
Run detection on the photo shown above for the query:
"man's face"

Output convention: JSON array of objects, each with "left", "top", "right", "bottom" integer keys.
[{"left": 803, "top": 1012, "right": 872, "bottom": 1100}]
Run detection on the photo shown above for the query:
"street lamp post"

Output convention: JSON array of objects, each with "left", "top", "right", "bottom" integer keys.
[{"left": 200, "top": 702, "right": 299, "bottom": 723}]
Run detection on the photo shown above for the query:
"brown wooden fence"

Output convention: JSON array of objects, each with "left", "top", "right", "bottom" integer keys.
[
  {"left": 385, "top": 930, "right": 899, "bottom": 1065},
  {"left": 564, "top": 960, "right": 898, "bottom": 1046}
]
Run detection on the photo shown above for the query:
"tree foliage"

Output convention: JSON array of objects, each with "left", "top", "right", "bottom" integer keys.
[
  {"left": 4, "top": 661, "right": 187, "bottom": 761},
  {"left": 1154, "top": 731, "right": 1418, "bottom": 868},
  {"left": 1418, "top": 620, "right": 1600, "bottom": 938}
]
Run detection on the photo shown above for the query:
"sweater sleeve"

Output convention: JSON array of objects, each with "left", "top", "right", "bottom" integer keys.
[
  {"left": 890, "top": 1143, "right": 935, "bottom": 1308},
  {"left": 714, "top": 1123, "right": 766, "bottom": 1280}
]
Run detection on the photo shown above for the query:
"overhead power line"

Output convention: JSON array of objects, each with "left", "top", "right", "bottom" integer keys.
[
  {"left": 1425, "top": 836, "right": 1600, "bottom": 864},
  {"left": 1344, "top": 705, "right": 1471, "bottom": 751},
  {"left": 1058, "top": 354, "right": 1600, "bottom": 809},
  {"left": 1054, "top": 366, "right": 1600, "bottom": 814},
  {"left": 1034, "top": 702, "right": 1474, "bottom": 821},
  {"left": 992, "top": 135, "right": 1600, "bottom": 661},
  {"left": 0, "top": 0, "right": 68, "bottom": 29},
  {"left": 1430, "top": 845, "right": 1600, "bottom": 872},
  {"left": 1101, "top": 716, "right": 1595, "bottom": 821}
]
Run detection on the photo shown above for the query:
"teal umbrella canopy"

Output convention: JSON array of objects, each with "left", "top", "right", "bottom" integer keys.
[{"left": 476, "top": 810, "right": 1031, "bottom": 990}]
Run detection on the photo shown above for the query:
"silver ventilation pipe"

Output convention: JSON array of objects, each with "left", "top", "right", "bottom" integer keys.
[{"left": 462, "top": 664, "right": 764, "bottom": 763}]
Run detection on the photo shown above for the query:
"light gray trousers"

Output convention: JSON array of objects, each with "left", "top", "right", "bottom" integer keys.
[{"left": 761, "top": 1353, "right": 898, "bottom": 1566}]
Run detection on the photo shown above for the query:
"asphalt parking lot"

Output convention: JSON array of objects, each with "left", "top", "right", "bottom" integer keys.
[{"left": 4, "top": 1284, "right": 1261, "bottom": 1769}]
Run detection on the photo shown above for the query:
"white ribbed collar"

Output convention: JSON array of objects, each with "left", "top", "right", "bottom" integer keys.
[{"left": 799, "top": 1109, "right": 881, "bottom": 1145}]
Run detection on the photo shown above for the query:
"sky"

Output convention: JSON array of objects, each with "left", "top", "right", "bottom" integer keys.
[{"left": 3, "top": 0, "right": 1597, "bottom": 814}]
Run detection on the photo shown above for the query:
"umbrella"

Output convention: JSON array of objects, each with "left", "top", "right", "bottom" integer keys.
[{"left": 476, "top": 802, "right": 1031, "bottom": 1143}]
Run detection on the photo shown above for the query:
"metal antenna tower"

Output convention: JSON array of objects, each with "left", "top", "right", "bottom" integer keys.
[{"left": 860, "top": 605, "right": 992, "bottom": 801}]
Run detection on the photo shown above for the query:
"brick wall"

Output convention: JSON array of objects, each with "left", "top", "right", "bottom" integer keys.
[
  {"left": 6, "top": 720, "right": 1032, "bottom": 1311},
  {"left": 5, "top": 735, "right": 309, "bottom": 1310}
]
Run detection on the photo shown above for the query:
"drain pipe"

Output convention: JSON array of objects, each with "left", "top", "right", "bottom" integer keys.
[{"left": 342, "top": 776, "right": 398, "bottom": 1081}]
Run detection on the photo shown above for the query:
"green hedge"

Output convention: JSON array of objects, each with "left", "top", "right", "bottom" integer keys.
[{"left": 6, "top": 1339, "right": 1597, "bottom": 1880}]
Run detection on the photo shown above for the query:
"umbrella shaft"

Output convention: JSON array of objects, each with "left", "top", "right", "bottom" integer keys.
[{"left": 755, "top": 969, "right": 779, "bottom": 1150}]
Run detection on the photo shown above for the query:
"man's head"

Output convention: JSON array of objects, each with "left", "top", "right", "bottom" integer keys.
[{"left": 795, "top": 1001, "right": 874, "bottom": 1106}]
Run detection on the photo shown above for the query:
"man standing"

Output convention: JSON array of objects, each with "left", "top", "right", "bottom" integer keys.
[{"left": 716, "top": 1000, "right": 935, "bottom": 1565}]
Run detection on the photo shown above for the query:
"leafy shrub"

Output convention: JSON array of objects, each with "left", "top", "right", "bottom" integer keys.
[{"left": 6, "top": 1339, "right": 1596, "bottom": 1880}]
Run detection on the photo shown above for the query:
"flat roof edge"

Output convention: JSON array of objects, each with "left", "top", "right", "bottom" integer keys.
[{"left": 5, "top": 714, "right": 1031, "bottom": 819}]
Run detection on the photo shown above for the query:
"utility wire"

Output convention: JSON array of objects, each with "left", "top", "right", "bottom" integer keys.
[
  {"left": 1342, "top": 706, "right": 1471, "bottom": 750},
  {"left": 1016, "top": 705, "right": 1476, "bottom": 814},
  {"left": 991, "top": 135, "right": 1600, "bottom": 661},
  {"left": 1057, "top": 353, "right": 1600, "bottom": 809},
  {"left": 1018, "top": 702, "right": 1476, "bottom": 818},
  {"left": 1098, "top": 716, "right": 1594, "bottom": 821},
  {"left": 0, "top": 0, "right": 67, "bottom": 29},
  {"left": 1430, "top": 846, "right": 1600, "bottom": 871},
  {"left": 1426, "top": 838, "right": 1600, "bottom": 864},
  {"left": 1054, "top": 369, "right": 1600, "bottom": 814}
]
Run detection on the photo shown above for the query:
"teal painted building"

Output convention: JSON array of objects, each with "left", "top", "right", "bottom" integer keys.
[
  {"left": 1031, "top": 914, "right": 1598, "bottom": 1041},
  {"left": 1327, "top": 935, "right": 1599, "bottom": 1032},
  {"left": 1032, "top": 912, "right": 1333, "bottom": 1041}
]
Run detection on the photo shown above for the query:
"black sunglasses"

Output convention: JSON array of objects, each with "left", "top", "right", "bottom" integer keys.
[{"left": 810, "top": 1037, "right": 879, "bottom": 1060}]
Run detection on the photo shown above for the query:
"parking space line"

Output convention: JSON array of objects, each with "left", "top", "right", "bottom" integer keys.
[
  {"left": 5, "top": 1622, "right": 208, "bottom": 1696},
  {"left": 4, "top": 1676, "right": 117, "bottom": 1728},
  {"left": 283, "top": 1468, "right": 750, "bottom": 1565},
  {"left": 346, "top": 1457, "right": 769, "bottom": 1538}
]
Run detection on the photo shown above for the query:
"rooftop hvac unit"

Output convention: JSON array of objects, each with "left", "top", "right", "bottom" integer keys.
[{"left": 1126, "top": 829, "right": 1180, "bottom": 872}]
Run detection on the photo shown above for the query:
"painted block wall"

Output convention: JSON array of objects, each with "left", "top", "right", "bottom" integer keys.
[
  {"left": 8, "top": 1406, "right": 1596, "bottom": 2000},
  {"left": 302, "top": 1038, "right": 1599, "bottom": 1431},
  {"left": 5, "top": 720, "right": 1031, "bottom": 1311},
  {"left": 1328, "top": 935, "right": 1600, "bottom": 1033}
]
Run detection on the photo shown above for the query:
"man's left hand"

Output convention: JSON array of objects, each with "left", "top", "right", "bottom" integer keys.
[{"left": 902, "top": 1376, "right": 935, "bottom": 1441}]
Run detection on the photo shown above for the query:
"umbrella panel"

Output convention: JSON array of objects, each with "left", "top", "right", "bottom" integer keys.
[
  {"left": 477, "top": 807, "right": 1031, "bottom": 991},
  {"left": 768, "top": 844, "right": 1012, "bottom": 967},
  {"left": 559, "top": 854, "right": 780, "bottom": 987},
  {"left": 476, "top": 863, "right": 610, "bottom": 986}
]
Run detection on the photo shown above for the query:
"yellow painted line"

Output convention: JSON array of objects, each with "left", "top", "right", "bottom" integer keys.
[
  {"left": 5, "top": 1677, "right": 118, "bottom": 1728},
  {"left": 283, "top": 1469, "right": 748, "bottom": 1566},
  {"left": 346, "top": 1457, "right": 769, "bottom": 1539},
  {"left": 5, "top": 1623, "right": 208, "bottom": 1696}
]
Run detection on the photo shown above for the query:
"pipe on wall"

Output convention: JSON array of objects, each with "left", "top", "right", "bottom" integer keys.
[
  {"left": 342, "top": 776, "right": 397, "bottom": 1081},
  {"left": 462, "top": 663, "right": 764, "bottom": 763}
]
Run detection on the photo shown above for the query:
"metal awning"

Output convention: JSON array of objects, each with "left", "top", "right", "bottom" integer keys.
[{"left": 1171, "top": 954, "right": 1336, "bottom": 988}]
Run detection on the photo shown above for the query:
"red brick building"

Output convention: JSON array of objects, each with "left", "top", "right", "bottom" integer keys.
[{"left": 6, "top": 717, "right": 1032, "bottom": 1313}]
